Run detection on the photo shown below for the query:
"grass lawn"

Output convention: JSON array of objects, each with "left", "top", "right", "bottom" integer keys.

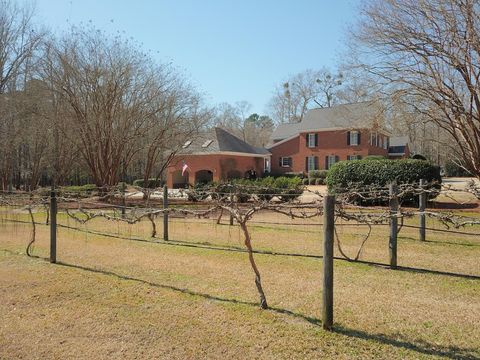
[{"left": 0, "top": 208, "right": 479, "bottom": 359}]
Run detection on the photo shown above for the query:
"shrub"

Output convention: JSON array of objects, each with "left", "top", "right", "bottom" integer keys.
[
  {"left": 55, "top": 184, "right": 99, "bottom": 198},
  {"left": 60, "top": 184, "right": 98, "bottom": 193},
  {"left": 186, "top": 182, "right": 212, "bottom": 202},
  {"left": 133, "top": 178, "right": 164, "bottom": 189},
  {"left": 326, "top": 159, "right": 441, "bottom": 203},
  {"left": 315, "top": 178, "right": 324, "bottom": 185},
  {"left": 309, "top": 170, "right": 328, "bottom": 179},
  {"left": 255, "top": 176, "right": 276, "bottom": 201},
  {"left": 284, "top": 172, "right": 305, "bottom": 178},
  {"left": 272, "top": 176, "right": 303, "bottom": 202},
  {"left": 308, "top": 178, "right": 316, "bottom": 185},
  {"left": 302, "top": 178, "right": 309, "bottom": 185},
  {"left": 185, "top": 176, "right": 304, "bottom": 203},
  {"left": 364, "top": 155, "right": 387, "bottom": 160}
]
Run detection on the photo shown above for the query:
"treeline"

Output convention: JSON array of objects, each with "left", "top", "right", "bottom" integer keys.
[{"left": 0, "top": 1, "right": 215, "bottom": 190}]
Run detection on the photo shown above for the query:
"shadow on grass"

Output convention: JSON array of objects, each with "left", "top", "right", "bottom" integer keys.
[
  {"left": 55, "top": 223, "right": 480, "bottom": 280},
  {"left": 55, "top": 260, "right": 478, "bottom": 360},
  {"left": 332, "top": 326, "right": 479, "bottom": 360}
]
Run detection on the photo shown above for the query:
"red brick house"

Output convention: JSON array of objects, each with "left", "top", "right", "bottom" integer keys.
[
  {"left": 268, "top": 102, "right": 392, "bottom": 175},
  {"left": 166, "top": 127, "right": 271, "bottom": 188}
]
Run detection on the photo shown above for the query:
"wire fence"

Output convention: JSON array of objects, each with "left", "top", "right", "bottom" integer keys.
[{"left": 1, "top": 181, "right": 479, "bottom": 324}]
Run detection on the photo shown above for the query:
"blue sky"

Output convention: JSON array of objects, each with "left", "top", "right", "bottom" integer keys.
[{"left": 34, "top": 0, "right": 359, "bottom": 114}]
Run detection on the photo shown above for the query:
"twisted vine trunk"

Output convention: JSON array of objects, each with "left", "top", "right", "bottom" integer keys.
[
  {"left": 26, "top": 207, "right": 36, "bottom": 257},
  {"left": 239, "top": 221, "right": 268, "bottom": 309},
  {"left": 148, "top": 213, "right": 157, "bottom": 238}
]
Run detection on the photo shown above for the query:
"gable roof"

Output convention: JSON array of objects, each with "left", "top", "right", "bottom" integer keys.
[
  {"left": 271, "top": 101, "right": 385, "bottom": 141},
  {"left": 178, "top": 127, "right": 270, "bottom": 156}
]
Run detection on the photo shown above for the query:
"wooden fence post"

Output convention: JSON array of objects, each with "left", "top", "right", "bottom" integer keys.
[
  {"left": 323, "top": 194, "right": 335, "bottom": 330},
  {"left": 50, "top": 187, "right": 57, "bottom": 263},
  {"left": 389, "top": 182, "right": 398, "bottom": 269},
  {"left": 121, "top": 181, "right": 126, "bottom": 218},
  {"left": 163, "top": 185, "right": 169, "bottom": 241},
  {"left": 419, "top": 179, "right": 426, "bottom": 242}
]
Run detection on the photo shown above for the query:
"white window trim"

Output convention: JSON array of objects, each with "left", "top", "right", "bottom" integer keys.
[
  {"left": 350, "top": 131, "right": 359, "bottom": 146},
  {"left": 281, "top": 157, "right": 291, "bottom": 167},
  {"left": 307, "top": 133, "right": 316, "bottom": 148},
  {"left": 370, "top": 132, "right": 378, "bottom": 147},
  {"left": 383, "top": 137, "right": 388, "bottom": 150},
  {"left": 327, "top": 155, "right": 336, "bottom": 169},
  {"left": 307, "top": 156, "right": 316, "bottom": 171}
]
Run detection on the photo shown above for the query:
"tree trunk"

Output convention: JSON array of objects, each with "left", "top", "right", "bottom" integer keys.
[{"left": 239, "top": 221, "right": 268, "bottom": 309}]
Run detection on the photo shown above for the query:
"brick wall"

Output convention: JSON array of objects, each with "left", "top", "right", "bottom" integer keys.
[
  {"left": 269, "top": 129, "right": 389, "bottom": 175},
  {"left": 166, "top": 154, "right": 266, "bottom": 188}
]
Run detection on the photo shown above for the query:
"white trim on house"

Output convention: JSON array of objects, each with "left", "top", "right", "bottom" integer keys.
[
  {"left": 267, "top": 134, "right": 300, "bottom": 149},
  {"left": 180, "top": 151, "right": 270, "bottom": 158}
]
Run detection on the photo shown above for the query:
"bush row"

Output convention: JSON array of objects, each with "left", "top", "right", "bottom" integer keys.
[
  {"left": 187, "top": 176, "right": 304, "bottom": 203},
  {"left": 132, "top": 178, "right": 165, "bottom": 188},
  {"left": 326, "top": 158, "right": 442, "bottom": 203}
]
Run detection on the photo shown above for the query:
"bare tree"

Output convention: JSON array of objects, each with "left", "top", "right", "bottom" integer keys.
[
  {"left": 43, "top": 28, "right": 198, "bottom": 188},
  {"left": 0, "top": 0, "right": 44, "bottom": 189},
  {"left": 353, "top": 0, "right": 480, "bottom": 177},
  {"left": 268, "top": 68, "right": 343, "bottom": 124},
  {"left": 0, "top": 0, "right": 43, "bottom": 93},
  {"left": 212, "top": 102, "right": 273, "bottom": 147}
]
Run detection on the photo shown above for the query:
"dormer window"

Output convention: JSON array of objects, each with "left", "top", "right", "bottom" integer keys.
[
  {"left": 182, "top": 140, "right": 192, "bottom": 149},
  {"left": 202, "top": 140, "right": 213, "bottom": 148}
]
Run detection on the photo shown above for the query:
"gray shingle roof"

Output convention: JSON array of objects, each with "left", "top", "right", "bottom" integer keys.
[
  {"left": 271, "top": 101, "right": 384, "bottom": 141},
  {"left": 178, "top": 127, "right": 270, "bottom": 156},
  {"left": 389, "top": 136, "right": 409, "bottom": 147}
]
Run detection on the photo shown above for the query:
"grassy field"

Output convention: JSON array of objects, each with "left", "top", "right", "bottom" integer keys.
[{"left": 0, "top": 206, "right": 479, "bottom": 359}]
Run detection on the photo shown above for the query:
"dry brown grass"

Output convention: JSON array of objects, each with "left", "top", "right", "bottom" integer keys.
[{"left": 0, "top": 207, "right": 479, "bottom": 359}]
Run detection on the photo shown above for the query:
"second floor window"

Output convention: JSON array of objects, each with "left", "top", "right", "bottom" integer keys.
[
  {"left": 307, "top": 133, "right": 318, "bottom": 148},
  {"left": 348, "top": 131, "right": 360, "bottom": 146}
]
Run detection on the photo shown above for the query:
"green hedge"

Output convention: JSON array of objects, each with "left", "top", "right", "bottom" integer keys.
[
  {"left": 309, "top": 170, "right": 328, "bottom": 179},
  {"left": 133, "top": 178, "right": 164, "bottom": 189},
  {"left": 187, "top": 176, "right": 304, "bottom": 203},
  {"left": 59, "top": 184, "right": 98, "bottom": 193},
  {"left": 326, "top": 159, "right": 441, "bottom": 202}
]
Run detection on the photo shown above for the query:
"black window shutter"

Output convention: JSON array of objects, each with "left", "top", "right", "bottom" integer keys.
[
  {"left": 315, "top": 133, "right": 318, "bottom": 147},
  {"left": 305, "top": 157, "right": 308, "bottom": 171},
  {"left": 279, "top": 157, "right": 282, "bottom": 167},
  {"left": 289, "top": 157, "right": 292, "bottom": 167},
  {"left": 347, "top": 131, "right": 350, "bottom": 145},
  {"left": 358, "top": 155, "right": 362, "bottom": 160},
  {"left": 314, "top": 156, "right": 319, "bottom": 170},
  {"left": 335, "top": 155, "right": 340, "bottom": 163},
  {"left": 358, "top": 132, "right": 361, "bottom": 145},
  {"left": 325, "top": 156, "right": 329, "bottom": 170}
]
